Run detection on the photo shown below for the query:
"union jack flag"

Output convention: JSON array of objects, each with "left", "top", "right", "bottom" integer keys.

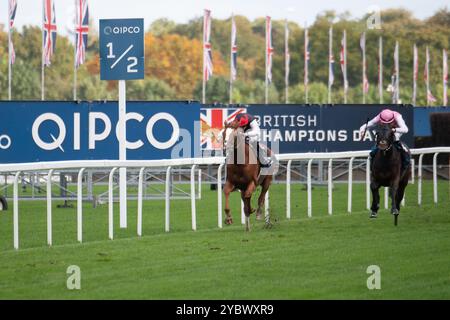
[
  {"left": 200, "top": 108, "right": 246, "bottom": 150},
  {"left": 443, "top": 49, "right": 448, "bottom": 105},
  {"left": 413, "top": 44, "right": 418, "bottom": 104},
  {"left": 75, "top": 0, "right": 89, "bottom": 68},
  {"left": 340, "top": 31, "right": 348, "bottom": 90},
  {"left": 230, "top": 15, "right": 237, "bottom": 81},
  {"left": 328, "top": 27, "right": 334, "bottom": 88},
  {"left": 285, "top": 20, "right": 290, "bottom": 89},
  {"left": 360, "top": 32, "right": 369, "bottom": 94},
  {"left": 266, "top": 16, "right": 274, "bottom": 83},
  {"left": 424, "top": 46, "right": 437, "bottom": 104},
  {"left": 203, "top": 9, "right": 213, "bottom": 82},
  {"left": 427, "top": 90, "right": 437, "bottom": 103},
  {"left": 43, "top": 0, "right": 57, "bottom": 66},
  {"left": 9, "top": 0, "right": 17, "bottom": 65},
  {"left": 304, "top": 28, "right": 310, "bottom": 87}
]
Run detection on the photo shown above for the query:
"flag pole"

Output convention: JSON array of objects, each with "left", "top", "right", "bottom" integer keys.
[
  {"left": 426, "top": 46, "right": 430, "bottom": 105},
  {"left": 443, "top": 49, "right": 448, "bottom": 106},
  {"left": 265, "top": 17, "right": 268, "bottom": 105},
  {"left": 343, "top": 29, "right": 347, "bottom": 104},
  {"left": 285, "top": 19, "right": 289, "bottom": 104},
  {"left": 395, "top": 41, "right": 400, "bottom": 104},
  {"left": 202, "top": 11, "right": 206, "bottom": 104},
  {"left": 74, "top": 0, "right": 77, "bottom": 101},
  {"left": 41, "top": 0, "right": 45, "bottom": 101},
  {"left": 362, "top": 33, "right": 366, "bottom": 104},
  {"left": 328, "top": 26, "right": 332, "bottom": 104},
  {"left": 229, "top": 14, "right": 233, "bottom": 105},
  {"left": 379, "top": 36, "right": 383, "bottom": 104},
  {"left": 8, "top": 1, "right": 12, "bottom": 101},
  {"left": 304, "top": 25, "right": 308, "bottom": 104},
  {"left": 413, "top": 44, "right": 417, "bottom": 105}
]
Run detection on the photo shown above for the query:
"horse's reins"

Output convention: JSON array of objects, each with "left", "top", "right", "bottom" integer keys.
[{"left": 361, "top": 117, "right": 370, "bottom": 141}]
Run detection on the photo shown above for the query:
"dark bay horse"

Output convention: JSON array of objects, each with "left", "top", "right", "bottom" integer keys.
[
  {"left": 370, "top": 124, "right": 410, "bottom": 225},
  {"left": 222, "top": 124, "right": 273, "bottom": 231}
]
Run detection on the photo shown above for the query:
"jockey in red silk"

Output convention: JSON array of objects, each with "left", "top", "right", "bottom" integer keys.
[
  {"left": 233, "top": 113, "right": 272, "bottom": 167},
  {"left": 359, "top": 109, "right": 411, "bottom": 171}
]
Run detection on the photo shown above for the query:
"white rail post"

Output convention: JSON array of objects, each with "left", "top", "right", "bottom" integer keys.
[
  {"left": 77, "top": 168, "right": 86, "bottom": 243},
  {"left": 108, "top": 167, "right": 118, "bottom": 240},
  {"left": 384, "top": 187, "right": 389, "bottom": 209},
  {"left": 191, "top": 165, "right": 197, "bottom": 231},
  {"left": 411, "top": 158, "right": 415, "bottom": 184},
  {"left": 366, "top": 157, "right": 371, "bottom": 210},
  {"left": 433, "top": 153, "right": 439, "bottom": 204},
  {"left": 347, "top": 157, "right": 354, "bottom": 213},
  {"left": 217, "top": 163, "right": 224, "bottom": 228},
  {"left": 286, "top": 160, "right": 292, "bottom": 219},
  {"left": 13, "top": 171, "right": 21, "bottom": 250},
  {"left": 418, "top": 153, "right": 424, "bottom": 205},
  {"left": 328, "top": 159, "right": 333, "bottom": 215},
  {"left": 307, "top": 159, "right": 313, "bottom": 218},
  {"left": 165, "top": 166, "right": 172, "bottom": 232},
  {"left": 47, "top": 169, "right": 54, "bottom": 246},
  {"left": 198, "top": 169, "right": 202, "bottom": 199},
  {"left": 265, "top": 190, "right": 269, "bottom": 218},
  {"left": 137, "top": 167, "right": 145, "bottom": 237}
]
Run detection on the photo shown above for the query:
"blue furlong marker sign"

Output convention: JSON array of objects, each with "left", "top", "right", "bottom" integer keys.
[
  {"left": 100, "top": 18, "right": 144, "bottom": 80},
  {"left": 0, "top": 101, "right": 200, "bottom": 164}
]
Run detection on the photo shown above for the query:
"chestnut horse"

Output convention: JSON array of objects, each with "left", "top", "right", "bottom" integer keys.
[{"left": 221, "top": 124, "right": 273, "bottom": 231}]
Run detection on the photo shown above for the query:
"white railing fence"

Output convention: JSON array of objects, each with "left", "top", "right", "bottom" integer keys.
[{"left": 1, "top": 147, "right": 449, "bottom": 250}]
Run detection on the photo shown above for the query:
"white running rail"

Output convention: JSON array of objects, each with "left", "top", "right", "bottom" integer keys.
[{"left": 1, "top": 147, "right": 449, "bottom": 250}]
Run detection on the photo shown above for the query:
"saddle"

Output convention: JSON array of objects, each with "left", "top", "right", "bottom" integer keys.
[{"left": 245, "top": 137, "right": 272, "bottom": 168}]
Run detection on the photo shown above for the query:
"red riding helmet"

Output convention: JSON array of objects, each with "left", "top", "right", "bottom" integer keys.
[{"left": 238, "top": 114, "right": 249, "bottom": 127}]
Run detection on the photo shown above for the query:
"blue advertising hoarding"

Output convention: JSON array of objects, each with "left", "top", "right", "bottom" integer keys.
[
  {"left": 99, "top": 18, "right": 144, "bottom": 80},
  {"left": 0, "top": 101, "right": 200, "bottom": 164},
  {"left": 246, "top": 104, "right": 414, "bottom": 153}
]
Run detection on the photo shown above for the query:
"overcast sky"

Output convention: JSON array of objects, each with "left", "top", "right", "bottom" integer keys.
[{"left": 1, "top": 0, "right": 448, "bottom": 36}]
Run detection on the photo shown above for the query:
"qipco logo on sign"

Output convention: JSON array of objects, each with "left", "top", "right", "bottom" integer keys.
[
  {"left": 31, "top": 112, "right": 180, "bottom": 151},
  {"left": 0, "top": 134, "right": 12, "bottom": 150}
]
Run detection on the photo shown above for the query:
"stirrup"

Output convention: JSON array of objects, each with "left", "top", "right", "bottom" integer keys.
[{"left": 260, "top": 158, "right": 272, "bottom": 168}]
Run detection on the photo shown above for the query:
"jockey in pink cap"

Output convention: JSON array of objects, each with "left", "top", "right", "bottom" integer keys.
[{"left": 360, "top": 109, "right": 410, "bottom": 171}]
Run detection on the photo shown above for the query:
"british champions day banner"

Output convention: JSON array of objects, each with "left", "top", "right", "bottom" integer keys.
[
  {"left": 247, "top": 104, "right": 414, "bottom": 153},
  {"left": 0, "top": 101, "right": 200, "bottom": 164}
]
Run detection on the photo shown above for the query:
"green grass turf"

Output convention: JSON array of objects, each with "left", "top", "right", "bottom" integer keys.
[{"left": 0, "top": 181, "right": 449, "bottom": 299}]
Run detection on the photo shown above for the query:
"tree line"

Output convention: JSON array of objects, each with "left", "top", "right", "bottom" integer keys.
[{"left": 0, "top": 8, "right": 449, "bottom": 105}]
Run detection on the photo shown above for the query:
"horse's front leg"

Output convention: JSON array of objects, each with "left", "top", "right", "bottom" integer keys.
[
  {"left": 244, "top": 180, "right": 257, "bottom": 215},
  {"left": 241, "top": 193, "right": 252, "bottom": 232},
  {"left": 370, "top": 181, "right": 380, "bottom": 218},
  {"left": 390, "top": 180, "right": 400, "bottom": 215},
  {"left": 224, "top": 180, "right": 234, "bottom": 225},
  {"left": 256, "top": 176, "right": 272, "bottom": 220}
]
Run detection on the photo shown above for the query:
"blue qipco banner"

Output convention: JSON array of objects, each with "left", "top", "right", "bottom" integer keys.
[
  {"left": 0, "top": 101, "right": 200, "bottom": 164},
  {"left": 247, "top": 104, "right": 414, "bottom": 153}
]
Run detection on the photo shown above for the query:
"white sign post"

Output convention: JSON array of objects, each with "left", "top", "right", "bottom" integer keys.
[
  {"left": 118, "top": 80, "right": 127, "bottom": 228},
  {"left": 100, "top": 19, "right": 145, "bottom": 229}
]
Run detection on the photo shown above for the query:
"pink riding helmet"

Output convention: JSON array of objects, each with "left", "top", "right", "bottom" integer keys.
[{"left": 379, "top": 109, "right": 395, "bottom": 124}]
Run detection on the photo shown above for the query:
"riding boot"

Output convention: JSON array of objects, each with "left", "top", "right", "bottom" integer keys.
[
  {"left": 257, "top": 142, "right": 273, "bottom": 168},
  {"left": 395, "top": 141, "right": 411, "bottom": 173}
]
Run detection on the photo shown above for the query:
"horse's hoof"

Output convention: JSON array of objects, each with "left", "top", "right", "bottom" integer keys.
[
  {"left": 391, "top": 209, "right": 399, "bottom": 216},
  {"left": 256, "top": 213, "right": 263, "bottom": 221},
  {"left": 225, "top": 218, "right": 233, "bottom": 225},
  {"left": 370, "top": 212, "right": 378, "bottom": 218},
  {"left": 264, "top": 222, "right": 273, "bottom": 229}
]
